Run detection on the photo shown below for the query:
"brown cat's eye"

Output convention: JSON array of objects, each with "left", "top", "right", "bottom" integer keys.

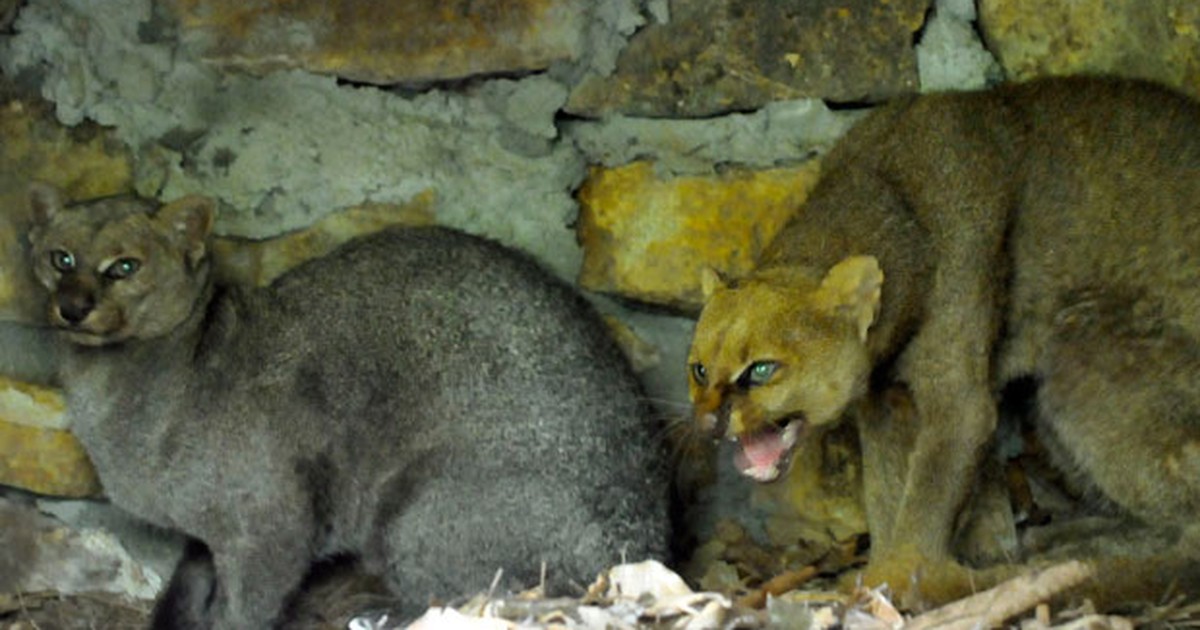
[
  {"left": 104, "top": 258, "right": 142, "bottom": 280},
  {"left": 690, "top": 362, "right": 708, "bottom": 386},
  {"left": 49, "top": 249, "right": 76, "bottom": 273},
  {"left": 736, "top": 360, "right": 778, "bottom": 389}
]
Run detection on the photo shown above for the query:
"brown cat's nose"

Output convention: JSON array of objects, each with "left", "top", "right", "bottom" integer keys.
[
  {"left": 694, "top": 398, "right": 731, "bottom": 441},
  {"left": 57, "top": 294, "right": 95, "bottom": 324}
]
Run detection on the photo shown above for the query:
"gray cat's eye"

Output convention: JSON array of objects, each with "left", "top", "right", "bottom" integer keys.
[
  {"left": 104, "top": 258, "right": 142, "bottom": 280},
  {"left": 50, "top": 249, "right": 75, "bottom": 272}
]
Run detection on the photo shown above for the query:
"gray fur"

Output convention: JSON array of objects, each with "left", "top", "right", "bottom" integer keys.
[
  {"left": 26, "top": 189, "right": 671, "bottom": 629},
  {"left": 0, "top": 322, "right": 59, "bottom": 384}
]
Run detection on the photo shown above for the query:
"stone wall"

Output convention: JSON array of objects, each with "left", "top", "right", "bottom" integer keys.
[{"left": 2, "top": 0, "right": 1199, "bottom": 600}]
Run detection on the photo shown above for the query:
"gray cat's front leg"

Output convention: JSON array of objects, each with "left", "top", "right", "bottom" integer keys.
[{"left": 209, "top": 535, "right": 312, "bottom": 630}]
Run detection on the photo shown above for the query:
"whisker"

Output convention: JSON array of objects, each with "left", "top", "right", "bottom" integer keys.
[
  {"left": 637, "top": 395, "right": 692, "bottom": 410},
  {"left": 656, "top": 415, "right": 714, "bottom": 467},
  {"left": 651, "top": 419, "right": 686, "bottom": 445},
  {"left": 645, "top": 408, "right": 688, "bottom": 423}
]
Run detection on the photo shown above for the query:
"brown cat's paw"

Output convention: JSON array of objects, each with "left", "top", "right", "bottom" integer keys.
[{"left": 841, "top": 554, "right": 983, "bottom": 612}]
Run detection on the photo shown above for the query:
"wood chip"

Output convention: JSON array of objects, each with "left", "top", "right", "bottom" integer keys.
[
  {"left": 736, "top": 565, "right": 819, "bottom": 609},
  {"left": 907, "top": 561, "right": 1093, "bottom": 630}
]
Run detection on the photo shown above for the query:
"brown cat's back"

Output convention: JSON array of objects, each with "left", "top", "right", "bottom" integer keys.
[{"left": 1003, "top": 77, "right": 1200, "bottom": 374}]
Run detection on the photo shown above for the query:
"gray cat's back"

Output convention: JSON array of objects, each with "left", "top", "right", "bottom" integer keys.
[
  {"left": 256, "top": 225, "right": 670, "bottom": 610},
  {"left": 273, "top": 225, "right": 628, "bottom": 371},
  {"left": 265, "top": 225, "right": 650, "bottom": 441}
]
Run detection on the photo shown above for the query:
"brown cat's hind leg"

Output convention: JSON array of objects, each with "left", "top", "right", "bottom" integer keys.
[
  {"left": 1039, "top": 315, "right": 1200, "bottom": 534},
  {"left": 1035, "top": 311, "right": 1200, "bottom": 603}
]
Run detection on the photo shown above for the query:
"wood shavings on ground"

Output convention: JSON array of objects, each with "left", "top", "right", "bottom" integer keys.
[
  {"left": 341, "top": 558, "right": 1190, "bottom": 630},
  {"left": 0, "top": 590, "right": 151, "bottom": 629},
  {"left": 4, "top": 559, "right": 1200, "bottom": 628}
]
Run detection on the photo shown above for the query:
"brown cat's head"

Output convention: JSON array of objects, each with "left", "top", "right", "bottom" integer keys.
[
  {"left": 686, "top": 256, "right": 882, "bottom": 482},
  {"left": 26, "top": 183, "right": 216, "bottom": 346}
]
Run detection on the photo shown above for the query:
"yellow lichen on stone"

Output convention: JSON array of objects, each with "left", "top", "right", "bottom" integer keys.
[
  {"left": 167, "top": 0, "right": 581, "bottom": 84},
  {"left": 577, "top": 160, "right": 821, "bottom": 311},
  {"left": 0, "top": 378, "right": 99, "bottom": 498},
  {"left": 0, "top": 100, "right": 133, "bottom": 201},
  {"left": 0, "top": 376, "right": 66, "bottom": 430},
  {"left": 212, "top": 192, "right": 437, "bottom": 287},
  {"left": 979, "top": 0, "right": 1200, "bottom": 100},
  {"left": 0, "top": 421, "right": 100, "bottom": 498}
]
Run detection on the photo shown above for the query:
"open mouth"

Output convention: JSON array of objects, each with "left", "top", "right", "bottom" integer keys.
[{"left": 731, "top": 415, "right": 805, "bottom": 483}]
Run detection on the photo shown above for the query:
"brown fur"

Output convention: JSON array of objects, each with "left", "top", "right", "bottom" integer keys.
[{"left": 688, "top": 76, "right": 1200, "bottom": 608}]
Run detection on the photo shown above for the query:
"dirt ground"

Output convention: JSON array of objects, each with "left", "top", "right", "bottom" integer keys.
[{"left": 6, "top": 559, "right": 1200, "bottom": 630}]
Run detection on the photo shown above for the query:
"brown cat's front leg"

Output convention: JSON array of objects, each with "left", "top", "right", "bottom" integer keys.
[
  {"left": 862, "top": 295, "right": 1000, "bottom": 606},
  {"left": 855, "top": 384, "right": 920, "bottom": 558},
  {"left": 890, "top": 378, "right": 995, "bottom": 557}
]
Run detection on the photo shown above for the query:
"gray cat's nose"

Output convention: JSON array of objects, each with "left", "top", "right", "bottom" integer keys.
[{"left": 57, "top": 294, "right": 95, "bottom": 324}]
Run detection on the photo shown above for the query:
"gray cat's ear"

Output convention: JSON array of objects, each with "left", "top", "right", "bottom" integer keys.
[
  {"left": 28, "top": 182, "right": 66, "bottom": 225},
  {"left": 157, "top": 196, "right": 216, "bottom": 268}
]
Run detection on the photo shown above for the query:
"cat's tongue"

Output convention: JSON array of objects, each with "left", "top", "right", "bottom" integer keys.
[{"left": 733, "top": 427, "right": 789, "bottom": 482}]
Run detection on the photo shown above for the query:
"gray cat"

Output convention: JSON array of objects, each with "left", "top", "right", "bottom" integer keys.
[{"left": 24, "top": 183, "right": 671, "bottom": 628}]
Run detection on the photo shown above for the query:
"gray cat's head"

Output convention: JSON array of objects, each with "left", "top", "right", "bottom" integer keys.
[{"left": 26, "top": 183, "right": 216, "bottom": 346}]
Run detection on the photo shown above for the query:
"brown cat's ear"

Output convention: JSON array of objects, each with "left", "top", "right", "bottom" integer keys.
[
  {"left": 699, "top": 267, "right": 729, "bottom": 301},
  {"left": 28, "top": 182, "right": 67, "bottom": 225},
  {"left": 817, "top": 255, "right": 883, "bottom": 342},
  {"left": 157, "top": 196, "right": 216, "bottom": 269}
]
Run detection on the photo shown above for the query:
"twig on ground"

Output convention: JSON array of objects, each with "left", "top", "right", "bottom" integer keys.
[
  {"left": 907, "top": 561, "right": 1093, "bottom": 630},
  {"left": 1052, "top": 615, "right": 1133, "bottom": 630},
  {"left": 736, "top": 565, "right": 819, "bottom": 609},
  {"left": 16, "top": 591, "right": 42, "bottom": 630},
  {"left": 478, "top": 569, "right": 504, "bottom": 616}
]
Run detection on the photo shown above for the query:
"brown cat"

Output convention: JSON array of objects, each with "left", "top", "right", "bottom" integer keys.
[{"left": 687, "top": 76, "right": 1200, "bottom": 606}]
